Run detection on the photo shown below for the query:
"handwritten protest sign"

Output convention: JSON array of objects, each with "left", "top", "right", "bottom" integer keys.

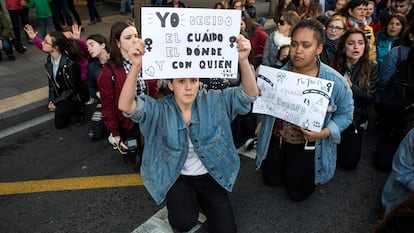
[
  {"left": 141, "top": 7, "right": 241, "bottom": 79},
  {"left": 253, "top": 65, "right": 334, "bottom": 132}
]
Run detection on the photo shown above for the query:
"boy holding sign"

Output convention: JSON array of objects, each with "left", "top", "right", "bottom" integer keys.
[
  {"left": 255, "top": 20, "right": 354, "bottom": 201},
  {"left": 119, "top": 29, "right": 257, "bottom": 233}
]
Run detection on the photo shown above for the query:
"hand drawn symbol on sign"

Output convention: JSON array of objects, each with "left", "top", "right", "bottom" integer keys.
[
  {"left": 229, "top": 36, "right": 236, "bottom": 48},
  {"left": 145, "top": 38, "right": 153, "bottom": 52},
  {"left": 145, "top": 66, "right": 155, "bottom": 77}
]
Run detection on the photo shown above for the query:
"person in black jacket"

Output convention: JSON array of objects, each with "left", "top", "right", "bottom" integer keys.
[
  {"left": 374, "top": 43, "right": 414, "bottom": 171},
  {"left": 330, "top": 28, "right": 379, "bottom": 170},
  {"left": 43, "top": 31, "right": 86, "bottom": 129},
  {"left": 85, "top": 34, "right": 110, "bottom": 140}
]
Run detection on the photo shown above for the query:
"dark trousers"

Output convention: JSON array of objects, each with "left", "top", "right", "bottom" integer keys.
[
  {"left": 261, "top": 135, "right": 316, "bottom": 201},
  {"left": 8, "top": 9, "right": 29, "bottom": 42},
  {"left": 67, "top": 0, "right": 82, "bottom": 25},
  {"left": 337, "top": 125, "right": 363, "bottom": 170},
  {"left": 50, "top": 0, "right": 63, "bottom": 31},
  {"left": 87, "top": 0, "right": 101, "bottom": 21},
  {"left": 166, "top": 174, "right": 237, "bottom": 233},
  {"left": 54, "top": 99, "right": 83, "bottom": 129},
  {"left": 60, "top": 0, "right": 74, "bottom": 26}
]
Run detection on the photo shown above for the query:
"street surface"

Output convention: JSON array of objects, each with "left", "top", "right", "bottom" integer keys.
[{"left": 0, "top": 116, "right": 389, "bottom": 233}]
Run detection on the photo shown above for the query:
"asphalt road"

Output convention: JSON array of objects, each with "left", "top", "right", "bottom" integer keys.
[{"left": 0, "top": 110, "right": 389, "bottom": 233}]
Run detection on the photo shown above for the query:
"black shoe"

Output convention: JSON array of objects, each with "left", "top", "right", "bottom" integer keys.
[
  {"left": 7, "top": 55, "right": 16, "bottom": 61},
  {"left": 0, "top": 52, "right": 2, "bottom": 61},
  {"left": 11, "top": 39, "right": 27, "bottom": 54},
  {"left": 15, "top": 44, "right": 27, "bottom": 54},
  {"left": 96, "top": 18, "right": 102, "bottom": 22},
  {"left": 88, "top": 20, "right": 96, "bottom": 25}
]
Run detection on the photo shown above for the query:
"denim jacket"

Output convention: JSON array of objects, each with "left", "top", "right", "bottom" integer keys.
[
  {"left": 256, "top": 61, "right": 354, "bottom": 185},
  {"left": 124, "top": 86, "right": 257, "bottom": 204},
  {"left": 382, "top": 128, "right": 414, "bottom": 214}
]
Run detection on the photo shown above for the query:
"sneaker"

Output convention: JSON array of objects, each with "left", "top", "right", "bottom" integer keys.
[
  {"left": 96, "top": 18, "right": 102, "bottom": 22},
  {"left": 85, "top": 97, "right": 95, "bottom": 105},
  {"left": 108, "top": 133, "right": 118, "bottom": 149},
  {"left": 243, "top": 137, "right": 257, "bottom": 151},
  {"left": 88, "top": 20, "right": 96, "bottom": 25}
]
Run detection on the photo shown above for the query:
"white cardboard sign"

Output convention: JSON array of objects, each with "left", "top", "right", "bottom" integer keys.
[
  {"left": 141, "top": 7, "right": 241, "bottom": 79},
  {"left": 253, "top": 65, "right": 334, "bottom": 132}
]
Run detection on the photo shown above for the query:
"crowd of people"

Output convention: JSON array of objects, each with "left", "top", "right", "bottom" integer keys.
[{"left": 1, "top": 0, "right": 414, "bottom": 232}]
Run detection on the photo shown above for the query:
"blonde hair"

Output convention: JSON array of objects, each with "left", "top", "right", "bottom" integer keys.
[{"left": 326, "top": 14, "right": 348, "bottom": 30}]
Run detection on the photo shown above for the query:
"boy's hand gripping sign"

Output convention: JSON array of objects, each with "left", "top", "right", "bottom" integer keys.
[
  {"left": 141, "top": 7, "right": 241, "bottom": 79},
  {"left": 253, "top": 65, "right": 334, "bottom": 132}
]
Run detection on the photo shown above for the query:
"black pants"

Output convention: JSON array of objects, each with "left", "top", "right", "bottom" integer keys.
[
  {"left": 54, "top": 99, "right": 83, "bottom": 129},
  {"left": 337, "top": 125, "right": 363, "bottom": 170},
  {"left": 261, "top": 135, "right": 316, "bottom": 202},
  {"left": 166, "top": 174, "right": 237, "bottom": 233},
  {"left": 119, "top": 125, "right": 142, "bottom": 171}
]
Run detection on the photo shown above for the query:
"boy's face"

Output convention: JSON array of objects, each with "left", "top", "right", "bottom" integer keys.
[
  {"left": 168, "top": 78, "right": 200, "bottom": 106},
  {"left": 394, "top": 0, "right": 411, "bottom": 15}
]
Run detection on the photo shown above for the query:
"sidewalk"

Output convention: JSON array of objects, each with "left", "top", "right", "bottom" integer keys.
[{"left": 0, "top": 1, "right": 274, "bottom": 136}]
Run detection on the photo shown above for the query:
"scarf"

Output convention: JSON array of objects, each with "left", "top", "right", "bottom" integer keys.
[
  {"left": 273, "top": 31, "right": 291, "bottom": 50},
  {"left": 324, "top": 39, "right": 339, "bottom": 54},
  {"left": 348, "top": 16, "right": 367, "bottom": 29}
]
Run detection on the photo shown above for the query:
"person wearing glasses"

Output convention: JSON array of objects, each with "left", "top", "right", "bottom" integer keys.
[
  {"left": 375, "top": 13, "right": 406, "bottom": 64},
  {"left": 41, "top": 31, "right": 87, "bottom": 129},
  {"left": 262, "top": 10, "right": 300, "bottom": 67},
  {"left": 320, "top": 14, "right": 349, "bottom": 64}
]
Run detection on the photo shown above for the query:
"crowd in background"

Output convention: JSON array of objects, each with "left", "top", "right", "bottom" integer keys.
[{"left": 1, "top": 0, "right": 414, "bottom": 232}]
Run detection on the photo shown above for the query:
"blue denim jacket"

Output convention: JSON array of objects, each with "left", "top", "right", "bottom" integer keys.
[
  {"left": 256, "top": 61, "right": 354, "bottom": 185},
  {"left": 124, "top": 86, "right": 257, "bottom": 204},
  {"left": 382, "top": 128, "right": 414, "bottom": 214}
]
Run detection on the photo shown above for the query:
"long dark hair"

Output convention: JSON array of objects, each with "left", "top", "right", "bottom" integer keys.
[
  {"left": 330, "top": 28, "right": 371, "bottom": 90},
  {"left": 109, "top": 21, "right": 135, "bottom": 67},
  {"left": 379, "top": 13, "right": 407, "bottom": 38},
  {"left": 49, "top": 31, "right": 83, "bottom": 61},
  {"left": 87, "top": 34, "right": 109, "bottom": 54},
  {"left": 398, "top": 21, "right": 414, "bottom": 46}
]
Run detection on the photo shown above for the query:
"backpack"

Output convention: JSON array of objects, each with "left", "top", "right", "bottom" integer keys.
[{"left": 379, "top": 61, "right": 414, "bottom": 136}]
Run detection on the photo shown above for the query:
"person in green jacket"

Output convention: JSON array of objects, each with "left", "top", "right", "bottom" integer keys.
[
  {"left": 0, "top": 10, "right": 16, "bottom": 61},
  {"left": 23, "top": 0, "right": 55, "bottom": 38}
]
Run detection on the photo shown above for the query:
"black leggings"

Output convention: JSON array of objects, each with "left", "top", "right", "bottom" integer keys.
[
  {"left": 166, "top": 174, "right": 237, "bottom": 233},
  {"left": 337, "top": 125, "right": 363, "bottom": 170},
  {"left": 54, "top": 99, "right": 83, "bottom": 129},
  {"left": 261, "top": 135, "right": 316, "bottom": 201}
]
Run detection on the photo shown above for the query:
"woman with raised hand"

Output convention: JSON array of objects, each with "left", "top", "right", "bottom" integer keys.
[
  {"left": 256, "top": 19, "right": 353, "bottom": 201},
  {"left": 118, "top": 34, "right": 257, "bottom": 232},
  {"left": 43, "top": 31, "right": 87, "bottom": 129}
]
